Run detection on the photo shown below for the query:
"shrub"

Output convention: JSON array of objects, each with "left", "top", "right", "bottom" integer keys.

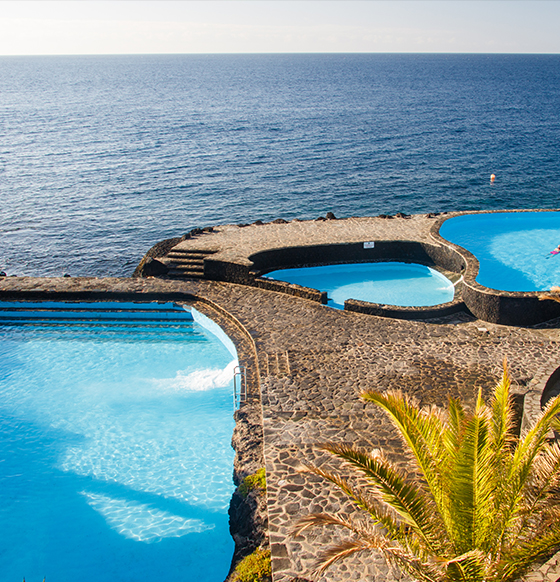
[
  {"left": 234, "top": 547, "right": 271, "bottom": 582},
  {"left": 238, "top": 468, "right": 266, "bottom": 498}
]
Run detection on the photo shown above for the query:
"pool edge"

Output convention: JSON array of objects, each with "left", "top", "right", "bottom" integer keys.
[{"left": 432, "top": 209, "right": 560, "bottom": 326}]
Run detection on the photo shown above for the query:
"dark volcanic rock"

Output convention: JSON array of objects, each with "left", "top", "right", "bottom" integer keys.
[
  {"left": 138, "top": 257, "right": 169, "bottom": 277},
  {"left": 225, "top": 402, "right": 269, "bottom": 581},
  {"left": 132, "top": 236, "right": 182, "bottom": 277}
]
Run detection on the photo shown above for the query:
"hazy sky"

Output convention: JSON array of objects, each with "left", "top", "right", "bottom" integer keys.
[{"left": 1, "top": 0, "right": 559, "bottom": 56}]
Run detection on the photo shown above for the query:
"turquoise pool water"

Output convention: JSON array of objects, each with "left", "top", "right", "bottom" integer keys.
[
  {"left": 0, "top": 302, "right": 236, "bottom": 581},
  {"left": 439, "top": 211, "right": 560, "bottom": 292},
  {"left": 265, "top": 262, "right": 455, "bottom": 309}
]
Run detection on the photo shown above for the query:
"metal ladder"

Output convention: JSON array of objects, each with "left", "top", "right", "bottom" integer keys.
[{"left": 233, "top": 365, "right": 247, "bottom": 409}]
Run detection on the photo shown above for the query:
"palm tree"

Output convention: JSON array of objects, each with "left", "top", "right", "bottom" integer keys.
[{"left": 293, "top": 360, "right": 560, "bottom": 582}]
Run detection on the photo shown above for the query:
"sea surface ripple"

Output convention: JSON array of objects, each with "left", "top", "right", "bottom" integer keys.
[{"left": 1, "top": 53, "right": 559, "bottom": 277}]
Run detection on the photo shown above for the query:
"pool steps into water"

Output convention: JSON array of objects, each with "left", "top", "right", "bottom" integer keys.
[{"left": 0, "top": 301, "right": 194, "bottom": 326}]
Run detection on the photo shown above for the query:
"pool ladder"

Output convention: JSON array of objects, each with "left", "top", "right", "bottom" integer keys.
[{"left": 233, "top": 365, "right": 247, "bottom": 409}]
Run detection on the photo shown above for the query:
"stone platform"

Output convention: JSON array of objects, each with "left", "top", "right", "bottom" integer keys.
[{"left": 141, "top": 210, "right": 560, "bottom": 326}]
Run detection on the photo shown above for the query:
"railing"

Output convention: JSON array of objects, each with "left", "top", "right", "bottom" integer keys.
[{"left": 233, "top": 365, "right": 247, "bottom": 409}]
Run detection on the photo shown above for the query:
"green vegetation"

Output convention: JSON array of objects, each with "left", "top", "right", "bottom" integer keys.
[
  {"left": 239, "top": 468, "right": 266, "bottom": 498},
  {"left": 233, "top": 547, "right": 271, "bottom": 582},
  {"left": 294, "top": 360, "right": 560, "bottom": 582}
]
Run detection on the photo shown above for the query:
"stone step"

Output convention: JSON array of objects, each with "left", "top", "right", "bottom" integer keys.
[
  {"left": 166, "top": 257, "right": 205, "bottom": 267},
  {"left": 167, "top": 268, "right": 205, "bottom": 279},
  {"left": 168, "top": 263, "right": 204, "bottom": 272},
  {"left": 259, "top": 351, "right": 291, "bottom": 378},
  {"left": 167, "top": 249, "right": 217, "bottom": 258},
  {"left": 167, "top": 253, "right": 206, "bottom": 260},
  {"left": 163, "top": 248, "right": 218, "bottom": 280}
]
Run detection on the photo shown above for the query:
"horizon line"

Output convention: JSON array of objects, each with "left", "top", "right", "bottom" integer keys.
[{"left": 1, "top": 50, "right": 560, "bottom": 58}]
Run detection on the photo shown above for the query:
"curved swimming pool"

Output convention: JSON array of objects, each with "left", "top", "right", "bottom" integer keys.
[
  {"left": 0, "top": 301, "right": 236, "bottom": 582},
  {"left": 265, "top": 262, "right": 455, "bottom": 309},
  {"left": 439, "top": 211, "right": 560, "bottom": 292}
]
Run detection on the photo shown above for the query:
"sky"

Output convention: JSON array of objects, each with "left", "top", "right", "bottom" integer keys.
[{"left": 0, "top": 0, "right": 559, "bottom": 56}]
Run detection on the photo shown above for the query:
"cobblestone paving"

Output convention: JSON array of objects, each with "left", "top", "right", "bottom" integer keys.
[
  {"left": 177, "top": 280, "right": 560, "bottom": 582},
  {"left": 3, "top": 270, "right": 560, "bottom": 581}
]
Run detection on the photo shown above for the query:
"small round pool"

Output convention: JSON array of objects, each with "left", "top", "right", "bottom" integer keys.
[
  {"left": 439, "top": 211, "right": 560, "bottom": 292},
  {"left": 265, "top": 262, "right": 455, "bottom": 309}
]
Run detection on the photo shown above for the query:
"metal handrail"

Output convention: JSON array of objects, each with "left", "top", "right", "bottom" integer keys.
[{"left": 233, "top": 365, "right": 247, "bottom": 409}]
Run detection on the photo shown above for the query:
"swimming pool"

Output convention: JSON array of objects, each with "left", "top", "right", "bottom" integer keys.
[
  {"left": 0, "top": 301, "right": 236, "bottom": 581},
  {"left": 439, "top": 211, "right": 560, "bottom": 292},
  {"left": 265, "top": 262, "right": 455, "bottom": 309}
]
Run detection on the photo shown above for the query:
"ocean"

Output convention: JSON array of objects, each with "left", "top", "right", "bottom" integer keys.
[{"left": 1, "top": 53, "right": 559, "bottom": 277}]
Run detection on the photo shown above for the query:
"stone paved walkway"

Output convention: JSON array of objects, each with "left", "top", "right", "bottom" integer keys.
[
  {"left": 2, "top": 271, "right": 560, "bottom": 581},
  {"left": 182, "top": 280, "right": 560, "bottom": 582},
  {"left": 170, "top": 213, "right": 439, "bottom": 269}
]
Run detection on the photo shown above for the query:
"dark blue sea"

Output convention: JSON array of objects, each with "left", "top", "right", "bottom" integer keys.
[{"left": 1, "top": 53, "right": 559, "bottom": 277}]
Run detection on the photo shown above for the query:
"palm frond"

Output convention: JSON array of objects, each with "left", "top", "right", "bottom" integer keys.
[
  {"left": 499, "top": 521, "right": 560, "bottom": 582},
  {"left": 292, "top": 511, "right": 375, "bottom": 539},
  {"left": 361, "top": 390, "right": 449, "bottom": 514},
  {"left": 312, "top": 532, "right": 443, "bottom": 582},
  {"left": 516, "top": 393, "right": 560, "bottom": 468},
  {"left": 444, "top": 549, "right": 487, "bottom": 582},
  {"left": 523, "top": 441, "right": 560, "bottom": 513},
  {"left": 490, "top": 358, "right": 516, "bottom": 453},
  {"left": 293, "top": 512, "right": 439, "bottom": 582},
  {"left": 446, "top": 401, "right": 497, "bottom": 554},
  {"left": 501, "top": 393, "right": 560, "bottom": 534},
  {"left": 444, "top": 397, "right": 465, "bottom": 455},
  {"left": 323, "top": 442, "right": 447, "bottom": 555},
  {"left": 298, "top": 461, "right": 405, "bottom": 539}
]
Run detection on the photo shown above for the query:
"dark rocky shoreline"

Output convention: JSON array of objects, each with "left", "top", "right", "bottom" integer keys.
[{"left": 226, "top": 403, "right": 269, "bottom": 581}]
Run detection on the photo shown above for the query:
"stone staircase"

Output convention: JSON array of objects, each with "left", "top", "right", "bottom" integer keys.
[
  {"left": 259, "top": 351, "right": 291, "bottom": 378},
  {"left": 163, "top": 249, "right": 217, "bottom": 280}
]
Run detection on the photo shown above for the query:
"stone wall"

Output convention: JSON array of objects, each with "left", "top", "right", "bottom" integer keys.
[{"left": 248, "top": 241, "right": 448, "bottom": 275}]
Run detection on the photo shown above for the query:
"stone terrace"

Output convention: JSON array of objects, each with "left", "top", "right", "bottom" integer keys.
[
  {"left": 2, "top": 274, "right": 560, "bottom": 582},
  {"left": 165, "top": 213, "right": 438, "bottom": 270}
]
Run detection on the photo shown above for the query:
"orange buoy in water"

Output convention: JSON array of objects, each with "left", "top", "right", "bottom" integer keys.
[{"left": 490, "top": 174, "right": 496, "bottom": 183}]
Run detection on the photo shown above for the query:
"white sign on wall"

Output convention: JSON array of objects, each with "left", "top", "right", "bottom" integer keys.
[{"left": 363, "top": 242, "right": 375, "bottom": 249}]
